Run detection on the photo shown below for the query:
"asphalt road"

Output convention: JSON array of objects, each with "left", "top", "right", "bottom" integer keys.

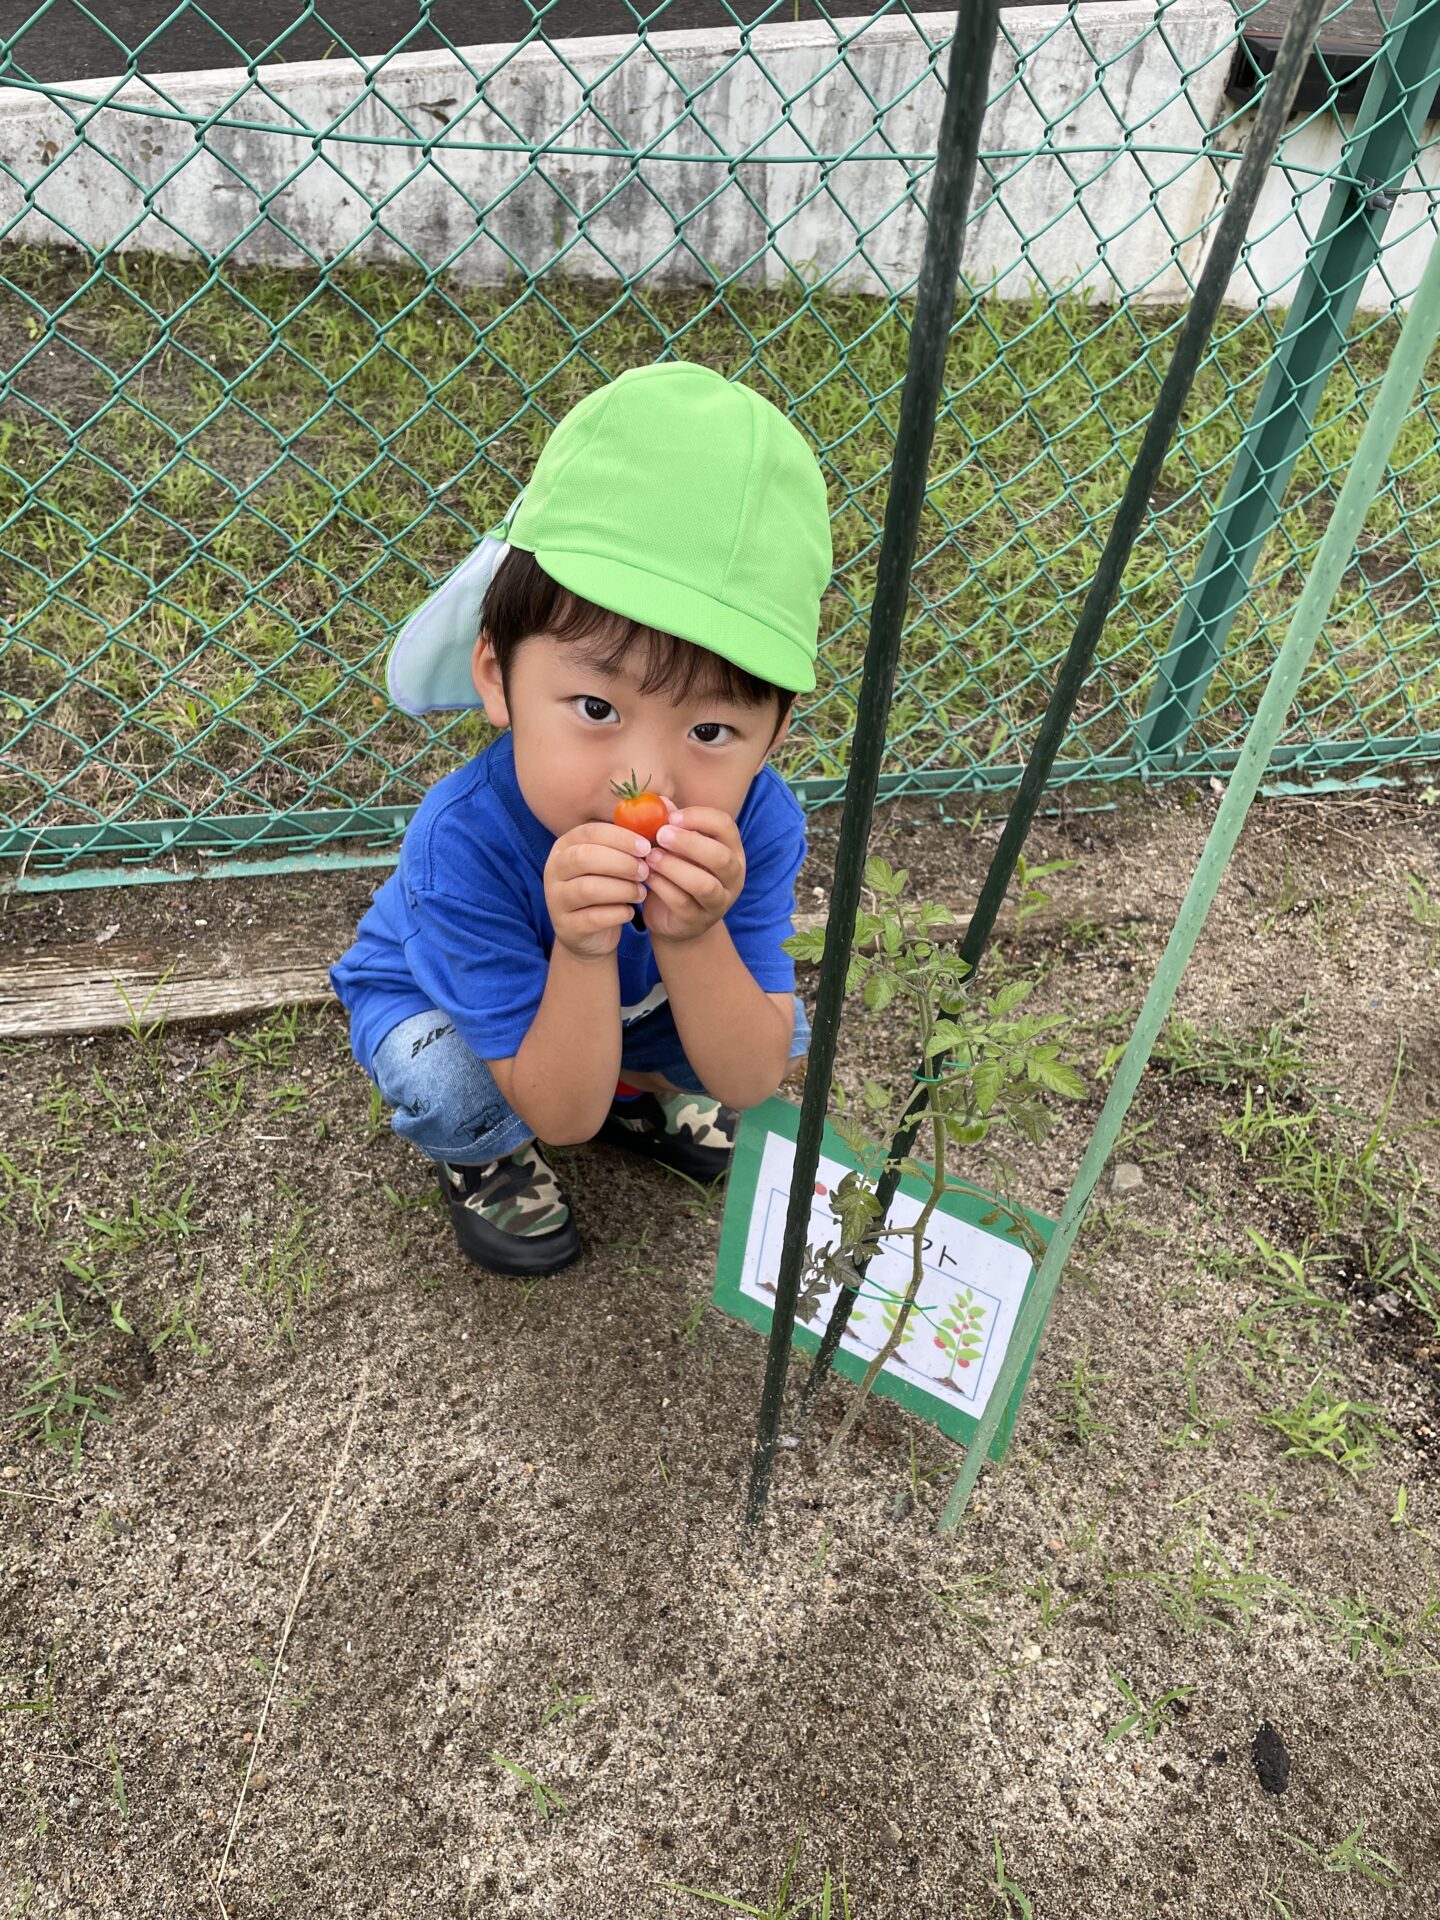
[{"left": 4, "top": 0, "right": 1093, "bottom": 84}]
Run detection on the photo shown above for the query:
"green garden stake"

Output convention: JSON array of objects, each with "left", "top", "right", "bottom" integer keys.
[
  {"left": 742, "top": 0, "right": 1003, "bottom": 1535},
  {"left": 939, "top": 208, "right": 1440, "bottom": 1532}
]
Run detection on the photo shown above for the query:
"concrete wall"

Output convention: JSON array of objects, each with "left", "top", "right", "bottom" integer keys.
[{"left": 0, "top": 6, "right": 1431, "bottom": 309}]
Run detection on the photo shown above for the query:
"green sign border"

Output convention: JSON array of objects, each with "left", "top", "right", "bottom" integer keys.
[{"left": 713, "top": 1095, "right": 1055, "bottom": 1462}]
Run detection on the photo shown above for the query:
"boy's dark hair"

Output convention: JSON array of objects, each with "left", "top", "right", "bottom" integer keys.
[{"left": 481, "top": 547, "right": 795, "bottom": 736}]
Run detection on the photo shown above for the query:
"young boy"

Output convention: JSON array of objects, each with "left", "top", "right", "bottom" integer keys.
[{"left": 329, "top": 361, "right": 832, "bottom": 1277}]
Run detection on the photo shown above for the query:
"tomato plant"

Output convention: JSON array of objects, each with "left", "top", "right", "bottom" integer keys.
[{"left": 783, "top": 856, "right": 1086, "bottom": 1460}]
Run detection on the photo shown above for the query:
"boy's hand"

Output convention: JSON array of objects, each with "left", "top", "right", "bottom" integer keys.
[
  {"left": 545, "top": 823, "right": 652, "bottom": 959},
  {"left": 642, "top": 805, "right": 745, "bottom": 942}
]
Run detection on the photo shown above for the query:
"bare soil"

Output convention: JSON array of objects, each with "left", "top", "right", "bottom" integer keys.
[{"left": 2, "top": 781, "right": 1438, "bottom": 1919}]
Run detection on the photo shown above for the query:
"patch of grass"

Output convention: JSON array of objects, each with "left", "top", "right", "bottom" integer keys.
[
  {"left": 1327, "top": 1589, "right": 1440, "bottom": 1681},
  {"left": 35, "top": 1074, "right": 89, "bottom": 1153},
  {"left": 7, "top": 1292, "right": 123, "bottom": 1469},
  {"left": 1258, "top": 1866, "right": 1298, "bottom": 1917},
  {"left": 988, "top": 1836, "right": 1034, "bottom": 1919},
  {"left": 1406, "top": 872, "right": 1440, "bottom": 967},
  {"left": 6, "top": 250, "right": 1438, "bottom": 837},
  {"left": 903, "top": 1430, "right": 954, "bottom": 1512},
  {"left": 664, "top": 1833, "right": 854, "bottom": 1918},
  {"left": 1051, "top": 1340, "right": 1112, "bottom": 1447},
  {"left": 1023, "top": 1578, "right": 1086, "bottom": 1630},
  {"left": 1101, "top": 1672, "right": 1197, "bottom": 1744},
  {"left": 1280, "top": 1823, "right": 1403, "bottom": 1888},
  {"left": 0, "top": 1152, "right": 64, "bottom": 1236},
  {"left": 239, "top": 1177, "right": 326, "bottom": 1345},
  {"left": 79, "top": 1170, "right": 197, "bottom": 1258},
  {"left": 1, "top": 1641, "right": 58, "bottom": 1716},
  {"left": 149, "top": 1264, "right": 212, "bottom": 1358},
  {"left": 375, "top": 1180, "right": 445, "bottom": 1278},
  {"left": 185, "top": 1062, "right": 248, "bottom": 1141},
  {"left": 113, "top": 971, "right": 172, "bottom": 1071},
  {"left": 612, "top": 1225, "right": 663, "bottom": 1280},
  {"left": 539, "top": 1681, "right": 594, "bottom": 1728},
  {"left": 923, "top": 1570, "right": 1006, "bottom": 1658},
  {"left": 1184, "top": 1038, "right": 1440, "bottom": 1339},
  {"left": 488, "top": 1749, "right": 568, "bottom": 1822},
  {"left": 1217, "top": 1239, "right": 1356, "bottom": 1387},
  {"left": 1239, "top": 1067, "right": 1439, "bottom": 1332},
  {"left": 1237, "top": 1483, "right": 1295, "bottom": 1527},
  {"left": 1159, "top": 1342, "right": 1236, "bottom": 1451},
  {"left": 84, "top": 1064, "right": 157, "bottom": 1139},
  {"left": 675, "top": 1293, "right": 707, "bottom": 1344},
  {"left": 7, "top": 1874, "right": 37, "bottom": 1914},
  {"left": 1390, "top": 1482, "right": 1433, "bottom": 1545},
  {"left": 1122, "top": 1012, "right": 1318, "bottom": 1100},
  {"left": 108, "top": 1736, "right": 130, "bottom": 1825},
  {"left": 1258, "top": 1372, "right": 1394, "bottom": 1477},
  {"left": 229, "top": 1005, "right": 309, "bottom": 1070},
  {"left": 1118, "top": 1523, "right": 1300, "bottom": 1637}
]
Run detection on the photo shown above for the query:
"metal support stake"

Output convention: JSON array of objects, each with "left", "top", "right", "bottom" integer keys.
[
  {"left": 742, "top": 0, "right": 1003, "bottom": 1536},
  {"left": 1139, "top": 0, "right": 1440, "bottom": 761},
  {"left": 795, "top": 0, "right": 1332, "bottom": 1417},
  {"left": 940, "top": 213, "right": 1440, "bottom": 1532}
]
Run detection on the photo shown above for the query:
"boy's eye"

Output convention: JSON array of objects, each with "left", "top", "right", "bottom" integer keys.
[
  {"left": 691, "top": 722, "right": 733, "bottom": 745},
  {"left": 572, "top": 696, "right": 618, "bottom": 724}
]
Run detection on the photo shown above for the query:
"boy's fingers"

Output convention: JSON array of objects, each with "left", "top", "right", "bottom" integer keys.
[
  {"left": 556, "top": 842, "right": 651, "bottom": 882},
  {"left": 659, "top": 806, "right": 736, "bottom": 846},
  {"left": 564, "top": 872, "right": 647, "bottom": 906},
  {"left": 655, "top": 858, "right": 726, "bottom": 911},
  {"left": 646, "top": 837, "right": 738, "bottom": 900},
  {"left": 643, "top": 863, "right": 721, "bottom": 914},
  {"left": 638, "top": 870, "right": 686, "bottom": 917},
  {"left": 651, "top": 819, "right": 740, "bottom": 876},
  {"left": 567, "top": 821, "right": 657, "bottom": 857},
  {"left": 576, "top": 903, "right": 640, "bottom": 930}
]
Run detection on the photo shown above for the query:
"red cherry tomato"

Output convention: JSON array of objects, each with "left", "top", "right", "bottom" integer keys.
[{"left": 611, "top": 773, "right": 667, "bottom": 842}]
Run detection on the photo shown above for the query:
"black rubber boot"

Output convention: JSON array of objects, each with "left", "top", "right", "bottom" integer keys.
[
  {"left": 593, "top": 1090, "right": 737, "bottom": 1183},
  {"left": 437, "top": 1142, "right": 582, "bottom": 1277}
]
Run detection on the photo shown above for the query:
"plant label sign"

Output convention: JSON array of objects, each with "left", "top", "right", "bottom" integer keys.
[{"left": 713, "top": 1096, "right": 1054, "bottom": 1459}]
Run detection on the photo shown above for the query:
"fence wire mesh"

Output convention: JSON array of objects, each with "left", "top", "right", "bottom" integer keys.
[{"left": 2, "top": 1, "right": 1439, "bottom": 883}]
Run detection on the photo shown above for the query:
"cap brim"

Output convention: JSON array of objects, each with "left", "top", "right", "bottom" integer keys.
[
  {"left": 535, "top": 548, "right": 817, "bottom": 694},
  {"left": 386, "top": 536, "right": 509, "bottom": 715}
]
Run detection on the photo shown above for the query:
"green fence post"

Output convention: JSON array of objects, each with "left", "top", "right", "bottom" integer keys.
[
  {"left": 1139, "top": 0, "right": 1440, "bottom": 763},
  {"left": 939, "top": 213, "right": 1440, "bottom": 1533}
]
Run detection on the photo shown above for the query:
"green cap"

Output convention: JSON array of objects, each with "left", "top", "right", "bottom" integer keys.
[{"left": 386, "top": 362, "right": 831, "bottom": 713}]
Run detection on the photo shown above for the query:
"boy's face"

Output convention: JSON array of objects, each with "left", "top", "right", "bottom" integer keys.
[{"left": 470, "top": 632, "right": 791, "bottom": 839}]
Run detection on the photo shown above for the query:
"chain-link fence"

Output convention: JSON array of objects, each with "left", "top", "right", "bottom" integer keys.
[{"left": 3, "top": 1, "right": 1440, "bottom": 885}]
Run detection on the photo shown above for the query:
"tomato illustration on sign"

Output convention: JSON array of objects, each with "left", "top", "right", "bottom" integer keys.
[{"left": 933, "top": 1287, "right": 987, "bottom": 1391}]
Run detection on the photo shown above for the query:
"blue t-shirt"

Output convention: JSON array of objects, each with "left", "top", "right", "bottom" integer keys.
[{"left": 330, "top": 731, "right": 806, "bottom": 1075}]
